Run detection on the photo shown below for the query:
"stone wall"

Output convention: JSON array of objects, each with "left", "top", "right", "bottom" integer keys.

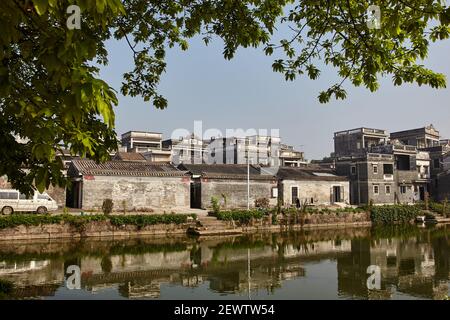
[
  {"left": 436, "top": 172, "right": 450, "bottom": 201},
  {"left": 0, "top": 176, "right": 66, "bottom": 208},
  {"left": 81, "top": 176, "right": 190, "bottom": 211},
  {"left": 0, "top": 220, "right": 195, "bottom": 241},
  {"left": 280, "top": 180, "right": 350, "bottom": 206},
  {"left": 200, "top": 179, "right": 277, "bottom": 209}
]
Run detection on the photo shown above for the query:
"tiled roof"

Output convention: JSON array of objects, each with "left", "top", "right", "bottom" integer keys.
[
  {"left": 112, "top": 152, "right": 146, "bottom": 162},
  {"left": 69, "top": 160, "right": 186, "bottom": 177},
  {"left": 276, "top": 167, "right": 348, "bottom": 181},
  {"left": 179, "top": 164, "right": 275, "bottom": 180}
]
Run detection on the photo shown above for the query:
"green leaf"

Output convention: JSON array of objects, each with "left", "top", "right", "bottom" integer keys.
[{"left": 33, "top": 0, "right": 48, "bottom": 16}]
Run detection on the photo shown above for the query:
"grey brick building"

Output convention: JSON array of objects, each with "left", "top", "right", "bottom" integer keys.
[
  {"left": 179, "top": 164, "right": 277, "bottom": 209},
  {"left": 67, "top": 160, "right": 190, "bottom": 211},
  {"left": 276, "top": 167, "right": 350, "bottom": 206},
  {"left": 334, "top": 127, "right": 433, "bottom": 205},
  {"left": 334, "top": 127, "right": 388, "bottom": 158},
  {"left": 336, "top": 153, "right": 399, "bottom": 205},
  {"left": 390, "top": 124, "right": 440, "bottom": 148}
]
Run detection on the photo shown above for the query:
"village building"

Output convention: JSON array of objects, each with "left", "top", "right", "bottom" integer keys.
[
  {"left": 279, "top": 144, "right": 307, "bottom": 167},
  {"left": 112, "top": 152, "right": 147, "bottom": 162},
  {"left": 334, "top": 126, "right": 436, "bottom": 205},
  {"left": 436, "top": 169, "right": 450, "bottom": 201},
  {"left": 335, "top": 153, "right": 397, "bottom": 205},
  {"left": 162, "top": 134, "right": 206, "bottom": 165},
  {"left": 67, "top": 160, "right": 190, "bottom": 211},
  {"left": 390, "top": 124, "right": 440, "bottom": 148},
  {"left": 371, "top": 143, "right": 431, "bottom": 202},
  {"left": 333, "top": 127, "right": 389, "bottom": 158},
  {"left": 178, "top": 163, "right": 278, "bottom": 209},
  {"left": 206, "top": 135, "right": 281, "bottom": 166},
  {"left": 276, "top": 167, "right": 350, "bottom": 206},
  {"left": 120, "top": 131, "right": 171, "bottom": 162},
  {"left": 419, "top": 144, "right": 450, "bottom": 197}
]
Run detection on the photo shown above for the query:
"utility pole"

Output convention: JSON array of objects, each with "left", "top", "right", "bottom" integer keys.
[{"left": 247, "top": 155, "right": 250, "bottom": 210}]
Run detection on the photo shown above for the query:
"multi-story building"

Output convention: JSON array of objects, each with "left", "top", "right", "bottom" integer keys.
[
  {"left": 279, "top": 144, "right": 307, "bottom": 167},
  {"left": 334, "top": 127, "right": 389, "bottom": 158},
  {"left": 335, "top": 127, "right": 432, "bottom": 204},
  {"left": 390, "top": 124, "right": 440, "bottom": 148},
  {"left": 162, "top": 134, "right": 206, "bottom": 165},
  {"left": 336, "top": 153, "right": 397, "bottom": 205},
  {"left": 206, "top": 135, "right": 281, "bottom": 166},
  {"left": 120, "top": 131, "right": 171, "bottom": 162}
]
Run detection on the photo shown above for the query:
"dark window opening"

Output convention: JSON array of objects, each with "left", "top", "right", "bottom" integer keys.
[
  {"left": 396, "top": 155, "right": 411, "bottom": 171},
  {"left": 434, "top": 158, "right": 440, "bottom": 169},
  {"left": 291, "top": 187, "right": 298, "bottom": 205},
  {"left": 383, "top": 164, "right": 394, "bottom": 174}
]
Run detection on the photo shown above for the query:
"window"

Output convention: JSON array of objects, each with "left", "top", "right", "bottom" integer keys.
[
  {"left": 291, "top": 187, "right": 299, "bottom": 205},
  {"left": 400, "top": 186, "right": 407, "bottom": 194},
  {"left": 0, "top": 192, "right": 18, "bottom": 200},
  {"left": 373, "top": 185, "right": 379, "bottom": 195},
  {"left": 351, "top": 166, "right": 356, "bottom": 175},
  {"left": 434, "top": 159, "right": 440, "bottom": 169},
  {"left": 19, "top": 193, "right": 31, "bottom": 200},
  {"left": 383, "top": 164, "right": 394, "bottom": 174},
  {"left": 38, "top": 194, "right": 50, "bottom": 200},
  {"left": 373, "top": 165, "right": 378, "bottom": 174},
  {"left": 271, "top": 187, "right": 278, "bottom": 198},
  {"left": 385, "top": 185, "right": 391, "bottom": 194}
]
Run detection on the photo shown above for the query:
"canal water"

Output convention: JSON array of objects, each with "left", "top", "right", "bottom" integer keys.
[{"left": 0, "top": 225, "right": 449, "bottom": 300}]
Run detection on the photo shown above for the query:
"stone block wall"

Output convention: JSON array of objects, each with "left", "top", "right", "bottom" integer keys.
[
  {"left": 200, "top": 179, "right": 277, "bottom": 209},
  {"left": 280, "top": 180, "right": 350, "bottom": 206},
  {"left": 81, "top": 176, "right": 190, "bottom": 211},
  {"left": 436, "top": 172, "right": 450, "bottom": 201}
]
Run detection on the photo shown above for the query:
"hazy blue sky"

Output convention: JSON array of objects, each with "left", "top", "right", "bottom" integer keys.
[{"left": 100, "top": 30, "right": 450, "bottom": 160}]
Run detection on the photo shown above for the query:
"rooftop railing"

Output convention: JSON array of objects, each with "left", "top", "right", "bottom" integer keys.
[{"left": 334, "top": 127, "right": 387, "bottom": 137}]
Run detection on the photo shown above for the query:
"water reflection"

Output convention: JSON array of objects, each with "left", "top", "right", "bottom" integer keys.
[{"left": 0, "top": 225, "right": 448, "bottom": 300}]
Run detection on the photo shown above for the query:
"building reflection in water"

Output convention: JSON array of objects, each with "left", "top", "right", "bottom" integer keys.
[
  {"left": 0, "top": 225, "right": 448, "bottom": 300},
  {"left": 337, "top": 227, "right": 450, "bottom": 299}
]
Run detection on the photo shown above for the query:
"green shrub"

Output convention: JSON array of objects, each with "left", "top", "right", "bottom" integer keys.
[
  {"left": 0, "top": 279, "right": 14, "bottom": 298},
  {"left": 271, "top": 213, "right": 277, "bottom": 225},
  {"left": 370, "top": 205, "right": 420, "bottom": 225},
  {"left": 211, "top": 196, "right": 220, "bottom": 215},
  {"left": 0, "top": 213, "right": 196, "bottom": 230},
  {"left": 102, "top": 199, "right": 114, "bottom": 215},
  {"left": 108, "top": 214, "right": 196, "bottom": 229},
  {"left": 216, "top": 210, "right": 265, "bottom": 224}
]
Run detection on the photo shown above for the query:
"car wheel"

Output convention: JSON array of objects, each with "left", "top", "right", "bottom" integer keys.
[
  {"left": 1, "top": 206, "right": 13, "bottom": 215},
  {"left": 37, "top": 206, "right": 48, "bottom": 214}
]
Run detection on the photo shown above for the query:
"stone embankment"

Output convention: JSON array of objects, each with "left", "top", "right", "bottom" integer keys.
[
  {"left": 0, "top": 211, "right": 375, "bottom": 240},
  {"left": 0, "top": 220, "right": 195, "bottom": 241}
]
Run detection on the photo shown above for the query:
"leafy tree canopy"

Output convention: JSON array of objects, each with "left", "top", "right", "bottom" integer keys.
[{"left": 0, "top": 0, "right": 449, "bottom": 194}]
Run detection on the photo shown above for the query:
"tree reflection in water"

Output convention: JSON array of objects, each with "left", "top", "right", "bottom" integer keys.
[{"left": 0, "top": 225, "right": 448, "bottom": 300}]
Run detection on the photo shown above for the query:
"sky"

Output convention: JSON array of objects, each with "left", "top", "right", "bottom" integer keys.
[{"left": 99, "top": 25, "right": 450, "bottom": 161}]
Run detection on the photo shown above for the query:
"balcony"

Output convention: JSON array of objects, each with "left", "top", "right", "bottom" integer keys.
[
  {"left": 393, "top": 145, "right": 417, "bottom": 152},
  {"left": 396, "top": 170, "right": 419, "bottom": 183},
  {"left": 417, "top": 173, "right": 430, "bottom": 180},
  {"left": 383, "top": 174, "right": 394, "bottom": 181}
]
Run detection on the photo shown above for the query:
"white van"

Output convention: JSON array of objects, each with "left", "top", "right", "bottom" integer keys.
[{"left": 0, "top": 189, "right": 58, "bottom": 215}]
